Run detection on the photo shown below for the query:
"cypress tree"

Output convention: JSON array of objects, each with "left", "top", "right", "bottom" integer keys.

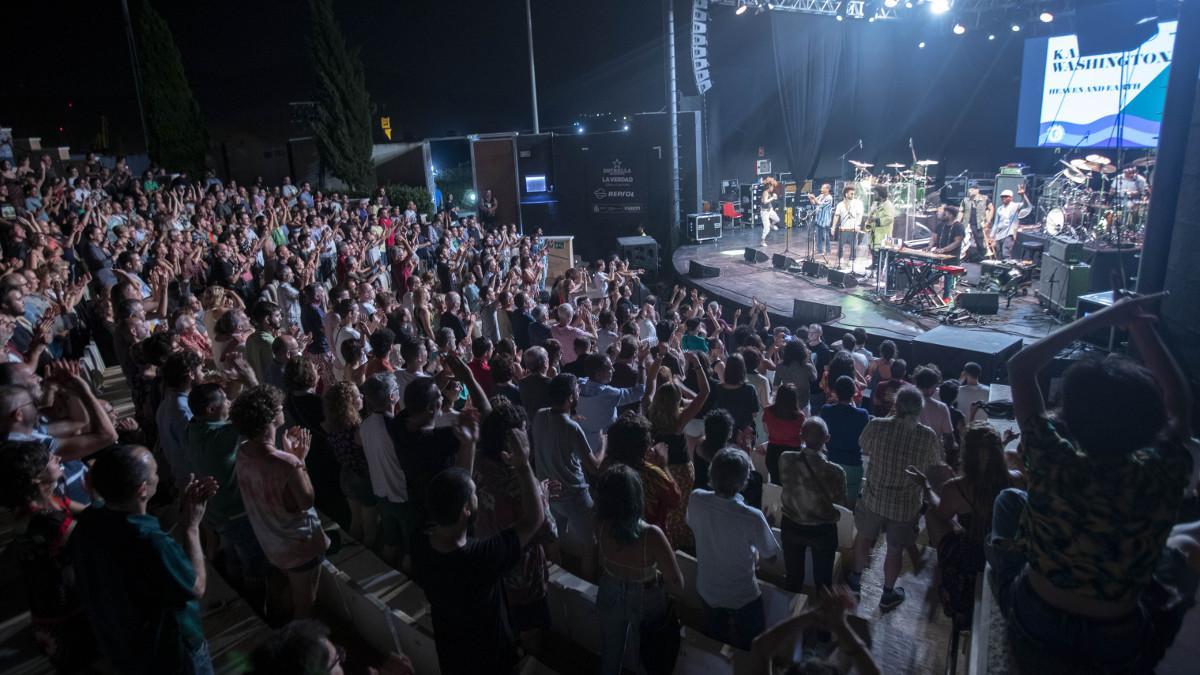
[
  {"left": 133, "top": 0, "right": 208, "bottom": 175},
  {"left": 308, "top": 0, "right": 376, "bottom": 192}
]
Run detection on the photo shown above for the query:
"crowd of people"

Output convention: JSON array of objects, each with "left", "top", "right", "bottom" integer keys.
[{"left": 0, "top": 153, "right": 1197, "bottom": 675}]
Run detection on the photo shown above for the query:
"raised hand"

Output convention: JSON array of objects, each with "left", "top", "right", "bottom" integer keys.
[
  {"left": 179, "top": 473, "right": 220, "bottom": 529},
  {"left": 282, "top": 427, "right": 312, "bottom": 460},
  {"left": 501, "top": 427, "right": 532, "bottom": 468}
]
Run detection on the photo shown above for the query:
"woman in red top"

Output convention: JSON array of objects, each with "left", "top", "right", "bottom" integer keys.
[{"left": 763, "top": 384, "right": 806, "bottom": 484}]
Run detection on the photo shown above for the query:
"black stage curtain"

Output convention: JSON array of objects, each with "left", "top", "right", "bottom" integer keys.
[{"left": 770, "top": 14, "right": 847, "bottom": 181}]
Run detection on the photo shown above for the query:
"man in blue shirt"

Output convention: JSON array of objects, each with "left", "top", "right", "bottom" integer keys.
[
  {"left": 575, "top": 352, "right": 653, "bottom": 453},
  {"left": 819, "top": 375, "right": 870, "bottom": 508},
  {"left": 71, "top": 445, "right": 218, "bottom": 674}
]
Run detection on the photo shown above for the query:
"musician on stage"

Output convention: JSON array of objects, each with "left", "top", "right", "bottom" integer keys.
[
  {"left": 957, "top": 181, "right": 994, "bottom": 262},
  {"left": 832, "top": 185, "right": 864, "bottom": 269},
  {"left": 932, "top": 205, "right": 965, "bottom": 300},
  {"left": 991, "top": 185, "right": 1028, "bottom": 259},
  {"left": 806, "top": 183, "right": 834, "bottom": 256},
  {"left": 866, "top": 185, "right": 894, "bottom": 271},
  {"left": 760, "top": 176, "right": 781, "bottom": 246},
  {"left": 1111, "top": 166, "right": 1149, "bottom": 202}
]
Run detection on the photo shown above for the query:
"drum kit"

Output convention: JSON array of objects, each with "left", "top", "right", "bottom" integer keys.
[
  {"left": 1039, "top": 153, "right": 1153, "bottom": 241},
  {"left": 848, "top": 158, "right": 937, "bottom": 213}
]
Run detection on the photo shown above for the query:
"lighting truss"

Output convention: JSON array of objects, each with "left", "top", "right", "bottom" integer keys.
[{"left": 713, "top": 0, "right": 899, "bottom": 20}]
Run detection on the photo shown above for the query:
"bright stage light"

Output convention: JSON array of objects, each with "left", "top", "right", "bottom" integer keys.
[
  {"left": 905, "top": 1, "right": 913, "bottom": 7},
  {"left": 836, "top": 15, "right": 844, "bottom": 22},
  {"left": 735, "top": 0, "right": 748, "bottom": 15},
  {"left": 918, "top": 41, "right": 926, "bottom": 48},
  {"left": 988, "top": 33, "right": 995, "bottom": 40},
  {"left": 1040, "top": 12, "right": 1053, "bottom": 23},
  {"left": 465, "top": 190, "right": 477, "bottom": 204},
  {"left": 930, "top": 0, "right": 950, "bottom": 16},
  {"left": 577, "top": 126, "right": 585, "bottom": 134},
  {"left": 622, "top": 123, "right": 630, "bottom": 131},
  {"left": 883, "top": 0, "right": 899, "bottom": 7},
  {"left": 953, "top": 23, "right": 965, "bottom": 35},
  {"left": 1011, "top": 23, "right": 1021, "bottom": 32}
]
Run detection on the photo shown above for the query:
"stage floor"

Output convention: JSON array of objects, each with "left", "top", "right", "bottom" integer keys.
[{"left": 671, "top": 227, "right": 1058, "bottom": 344}]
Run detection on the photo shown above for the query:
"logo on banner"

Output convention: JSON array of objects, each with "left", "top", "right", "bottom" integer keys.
[
  {"left": 692, "top": 0, "right": 712, "bottom": 94},
  {"left": 595, "top": 158, "right": 641, "bottom": 214}
]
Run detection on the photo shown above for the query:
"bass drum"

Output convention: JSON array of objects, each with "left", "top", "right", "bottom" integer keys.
[{"left": 1044, "top": 206, "right": 1084, "bottom": 236}]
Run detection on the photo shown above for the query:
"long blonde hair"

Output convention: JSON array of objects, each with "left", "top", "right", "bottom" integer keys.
[{"left": 648, "top": 382, "right": 683, "bottom": 436}]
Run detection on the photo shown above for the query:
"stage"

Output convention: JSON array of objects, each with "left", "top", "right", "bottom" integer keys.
[{"left": 670, "top": 226, "right": 1061, "bottom": 346}]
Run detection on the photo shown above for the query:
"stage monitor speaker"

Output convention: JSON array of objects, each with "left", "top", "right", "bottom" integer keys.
[
  {"left": 772, "top": 253, "right": 800, "bottom": 270},
  {"left": 827, "top": 269, "right": 858, "bottom": 288},
  {"left": 687, "top": 213, "right": 722, "bottom": 242},
  {"left": 616, "top": 236, "right": 659, "bottom": 278},
  {"left": 793, "top": 299, "right": 842, "bottom": 326},
  {"left": 688, "top": 260, "right": 720, "bottom": 278},
  {"left": 744, "top": 247, "right": 769, "bottom": 264},
  {"left": 1037, "top": 258, "right": 1091, "bottom": 314},
  {"left": 1075, "top": 291, "right": 1125, "bottom": 348},
  {"left": 801, "top": 260, "right": 827, "bottom": 278},
  {"left": 911, "top": 325, "right": 1024, "bottom": 385},
  {"left": 955, "top": 292, "right": 1000, "bottom": 315}
]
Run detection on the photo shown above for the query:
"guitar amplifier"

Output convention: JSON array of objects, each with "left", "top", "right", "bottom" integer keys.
[
  {"left": 1046, "top": 236, "right": 1084, "bottom": 264},
  {"left": 687, "top": 213, "right": 722, "bottom": 242},
  {"left": 1036, "top": 258, "right": 1091, "bottom": 314}
]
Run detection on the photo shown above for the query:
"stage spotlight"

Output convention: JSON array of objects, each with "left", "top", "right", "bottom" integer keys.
[
  {"left": 577, "top": 126, "right": 585, "bottom": 134},
  {"left": 1039, "top": 12, "right": 1053, "bottom": 23},
  {"left": 883, "top": 0, "right": 899, "bottom": 7},
  {"left": 988, "top": 33, "right": 995, "bottom": 40},
  {"left": 465, "top": 190, "right": 477, "bottom": 204},
  {"left": 622, "top": 123, "right": 630, "bottom": 131},
  {"left": 1011, "top": 23, "right": 1021, "bottom": 32},
  {"left": 905, "top": 1, "right": 913, "bottom": 7},
  {"left": 930, "top": 0, "right": 950, "bottom": 16},
  {"left": 918, "top": 41, "right": 926, "bottom": 48},
  {"left": 735, "top": 0, "right": 748, "bottom": 15},
  {"left": 836, "top": 14, "right": 844, "bottom": 22},
  {"left": 953, "top": 23, "right": 966, "bottom": 35}
]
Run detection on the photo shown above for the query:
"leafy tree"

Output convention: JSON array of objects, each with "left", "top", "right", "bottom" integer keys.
[
  {"left": 308, "top": 0, "right": 376, "bottom": 192},
  {"left": 133, "top": 0, "right": 208, "bottom": 174}
]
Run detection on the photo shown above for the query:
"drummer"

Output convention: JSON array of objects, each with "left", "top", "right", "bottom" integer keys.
[{"left": 1111, "top": 166, "right": 1149, "bottom": 203}]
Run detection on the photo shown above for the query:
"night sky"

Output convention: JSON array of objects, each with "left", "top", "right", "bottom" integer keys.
[{"left": 2, "top": 1, "right": 668, "bottom": 153}]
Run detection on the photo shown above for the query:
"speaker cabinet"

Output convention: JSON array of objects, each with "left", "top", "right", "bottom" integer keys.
[
  {"left": 801, "top": 260, "right": 827, "bottom": 278},
  {"left": 793, "top": 299, "right": 842, "bottom": 325},
  {"left": 1037, "top": 258, "right": 1091, "bottom": 314},
  {"left": 772, "top": 253, "right": 800, "bottom": 270},
  {"left": 827, "top": 269, "right": 858, "bottom": 288},
  {"left": 912, "top": 325, "right": 1024, "bottom": 385},
  {"left": 955, "top": 292, "right": 1000, "bottom": 315},
  {"left": 744, "top": 247, "right": 769, "bottom": 264},
  {"left": 616, "top": 236, "right": 659, "bottom": 278},
  {"left": 688, "top": 260, "right": 721, "bottom": 278}
]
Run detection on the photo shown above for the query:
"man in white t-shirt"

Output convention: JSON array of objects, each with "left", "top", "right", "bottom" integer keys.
[
  {"left": 832, "top": 185, "right": 865, "bottom": 268},
  {"left": 914, "top": 366, "right": 955, "bottom": 459},
  {"left": 360, "top": 373, "right": 413, "bottom": 567},
  {"left": 956, "top": 362, "right": 990, "bottom": 423}
]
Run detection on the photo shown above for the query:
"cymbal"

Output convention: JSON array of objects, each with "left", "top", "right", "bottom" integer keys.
[
  {"left": 885, "top": 163, "right": 906, "bottom": 169},
  {"left": 1100, "top": 164, "right": 1117, "bottom": 174},
  {"left": 1061, "top": 168, "right": 1088, "bottom": 185},
  {"left": 1130, "top": 156, "right": 1157, "bottom": 168},
  {"left": 916, "top": 159, "right": 939, "bottom": 166},
  {"left": 849, "top": 160, "right": 874, "bottom": 168},
  {"left": 1069, "top": 158, "right": 1094, "bottom": 172},
  {"left": 1085, "top": 153, "right": 1111, "bottom": 165}
]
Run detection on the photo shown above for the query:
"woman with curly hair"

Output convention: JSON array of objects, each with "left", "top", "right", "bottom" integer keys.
[
  {"left": 647, "top": 351, "right": 709, "bottom": 548},
  {"left": 231, "top": 385, "right": 330, "bottom": 620},
  {"left": 321, "top": 382, "right": 376, "bottom": 547},
  {"left": 0, "top": 439, "right": 95, "bottom": 670}
]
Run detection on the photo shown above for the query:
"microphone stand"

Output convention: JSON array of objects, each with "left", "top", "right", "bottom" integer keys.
[{"left": 839, "top": 140, "right": 862, "bottom": 184}]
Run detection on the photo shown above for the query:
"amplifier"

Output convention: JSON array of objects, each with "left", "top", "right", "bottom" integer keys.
[
  {"left": 1075, "top": 291, "right": 1125, "bottom": 348},
  {"left": 687, "top": 213, "right": 722, "bottom": 242},
  {"left": 1036, "top": 258, "right": 1091, "bottom": 314},
  {"left": 955, "top": 292, "right": 1000, "bottom": 315},
  {"left": 1046, "top": 236, "right": 1084, "bottom": 264}
]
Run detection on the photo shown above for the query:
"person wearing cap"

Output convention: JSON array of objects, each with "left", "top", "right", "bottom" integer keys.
[
  {"left": 990, "top": 184, "right": 1029, "bottom": 260},
  {"left": 958, "top": 181, "right": 994, "bottom": 262}
]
